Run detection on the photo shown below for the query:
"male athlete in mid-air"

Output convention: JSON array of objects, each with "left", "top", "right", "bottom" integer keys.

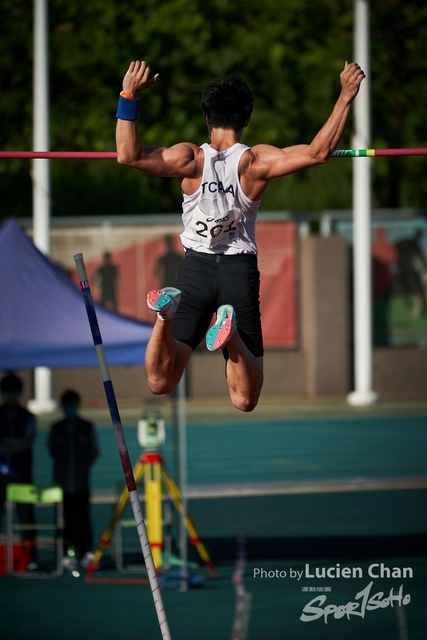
[{"left": 116, "top": 60, "right": 365, "bottom": 412}]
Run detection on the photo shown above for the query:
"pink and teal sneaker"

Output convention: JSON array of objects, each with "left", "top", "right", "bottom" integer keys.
[
  {"left": 147, "top": 287, "right": 181, "bottom": 321},
  {"left": 206, "top": 305, "right": 237, "bottom": 351}
]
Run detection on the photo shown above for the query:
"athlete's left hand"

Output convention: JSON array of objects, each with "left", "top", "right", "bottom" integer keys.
[
  {"left": 122, "top": 60, "right": 159, "bottom": 96},
  {"left": 340, "top": 61, "right": 365, "bottom": 102}
]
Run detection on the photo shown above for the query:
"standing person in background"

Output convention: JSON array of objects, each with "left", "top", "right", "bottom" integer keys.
[
  {"left": 0, "top": 374, "right": 38, "bottom": 570},
  {"left": 47, "top": 390, "right": 100, "bottom": 568},
  {"left": 96, "top": 251, "right": 120, "bottom": 312}
]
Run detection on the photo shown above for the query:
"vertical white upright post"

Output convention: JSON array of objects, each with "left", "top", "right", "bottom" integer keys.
[
  {"left": 347, "top": 0, "right": 378, "bottom": 406},
  {"left": 177, "top": 373, "right": 188, "bottom": 590},
  {"left": 28, "top": 0, "right": 57, "bottom": 414}
]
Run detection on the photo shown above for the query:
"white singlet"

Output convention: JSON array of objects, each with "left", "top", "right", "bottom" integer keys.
[{"left": 180, "top": 142, "right": 262, "bottom": 255}]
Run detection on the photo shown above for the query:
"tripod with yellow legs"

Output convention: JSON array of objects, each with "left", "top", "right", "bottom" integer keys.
[{"left": 88, "top": 450, "right": 217, "bottom": 578}]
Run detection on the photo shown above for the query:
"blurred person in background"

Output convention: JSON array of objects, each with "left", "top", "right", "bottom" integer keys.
[
  {"left": 47, "top": 390, "right": 100, "bottom": 568},
  {"left": 96, "top": 251, "right": 120, "bottom": 312},
  {"left": 0, "top": 373, "right": 38, "bottom": 570}
]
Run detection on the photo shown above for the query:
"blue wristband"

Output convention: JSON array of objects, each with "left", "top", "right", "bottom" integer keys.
[{"left": 116, "top": 95, "right": 140, "bottom": 121}]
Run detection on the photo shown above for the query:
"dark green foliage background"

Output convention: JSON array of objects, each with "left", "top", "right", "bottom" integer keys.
[{"left": 0, "top": 0, "right": 426, "bottom": 220}]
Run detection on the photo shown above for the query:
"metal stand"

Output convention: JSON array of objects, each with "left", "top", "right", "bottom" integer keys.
[
  {"left": 91, "top": 451, "right": 217, "bottom": 578},
  {"left": 113, "top": 499, "right": 172, "bottom": 573}
]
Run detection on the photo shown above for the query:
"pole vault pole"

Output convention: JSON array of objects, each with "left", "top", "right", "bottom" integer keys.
[{"left": 73, "top": 253, "right": 172, "bottom": 640}]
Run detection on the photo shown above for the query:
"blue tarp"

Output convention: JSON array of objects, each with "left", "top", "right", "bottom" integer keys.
[{"left": 0, "top": 218, "right": 152, "bottom": 369}]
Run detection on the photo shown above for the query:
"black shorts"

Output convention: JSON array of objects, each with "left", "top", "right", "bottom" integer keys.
[{"left": 172, "top": 249, "right": 264, "bottom": 357}]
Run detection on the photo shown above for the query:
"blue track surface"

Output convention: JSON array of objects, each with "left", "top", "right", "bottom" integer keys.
[
  {"left": 34, "top": 414, "right": 427, "bottom": 490},
  {"left": 2, "top": 409, "right": 427, "bottom": 640}
]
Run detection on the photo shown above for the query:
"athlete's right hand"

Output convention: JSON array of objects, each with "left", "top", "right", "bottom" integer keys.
[{"left": 122, "top": 60, "right": 159, "bottom": 96}]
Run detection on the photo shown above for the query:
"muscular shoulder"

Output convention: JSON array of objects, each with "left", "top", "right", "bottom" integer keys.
[
  {"left": 171, "top": 142, "right": 201, "bottom": 164},
  {"left": 242, "top": 144, "right": 284, "bottom": 170},
  {"left": 180, "top": 144, "right": 205, "bottom": 194},
  {"left": 240, "top": 142, "right": 314, "bottom": 194},
  {"left": 238, "top": 145, "right": 279, "bottom": 201}
]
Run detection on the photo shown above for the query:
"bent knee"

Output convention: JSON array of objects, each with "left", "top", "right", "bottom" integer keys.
[
  {"left": 148, "top": 375, "right": 176, "bottom": 396},
  {"left": 231, "top": 394, "right": 259, "bottom": 413}
]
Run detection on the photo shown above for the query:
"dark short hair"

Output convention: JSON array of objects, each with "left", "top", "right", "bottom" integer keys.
[
  {"left": 202, "top": 76, "right": 253, "bottom": 131},
  {"left": 0, "top": 374, "right": 23, "bottom": 394},
  {"left": 60, "top": 389, "right": 80, "bottom": 406}
]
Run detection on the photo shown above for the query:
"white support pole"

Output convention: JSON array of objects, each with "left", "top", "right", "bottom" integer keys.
[
  {"left": 347, "top": 0, "right": 378, "bottom": 406},
  {"left": 33, "top": 0, "right": 50, "bottom": 255},
  {"left": 28, "top": 0, "right": 57, "bottom": 414},
  {"left": 177, "top": 373, "right": 188, "bottom": 591}
]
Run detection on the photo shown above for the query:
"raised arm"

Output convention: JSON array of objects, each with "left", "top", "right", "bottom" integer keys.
[
  {"left": 250, "top": 62, "right": 366, "bottom": 182},
  {"left": 116, "top": 60, "right": 199, "bottom": 178}
]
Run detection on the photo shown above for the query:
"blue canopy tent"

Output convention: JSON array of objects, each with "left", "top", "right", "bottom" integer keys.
[{"left": 0, "top": 218, "right": 152, "bottom": 369}]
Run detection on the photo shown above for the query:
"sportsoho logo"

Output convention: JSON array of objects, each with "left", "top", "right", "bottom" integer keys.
[{"left": 253, "top": 563, "right": 413, "bottom": 625}]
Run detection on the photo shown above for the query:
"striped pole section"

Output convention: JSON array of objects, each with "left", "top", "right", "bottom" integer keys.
[
  {"left": 332, "top": 148, "right": 427, "bottom": 157},
  {"left": 0, "top": 149, "right": 427, "bottom": 160},
  {"left": 73, "top": 253, "right": 172, "bottom": 640}
]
